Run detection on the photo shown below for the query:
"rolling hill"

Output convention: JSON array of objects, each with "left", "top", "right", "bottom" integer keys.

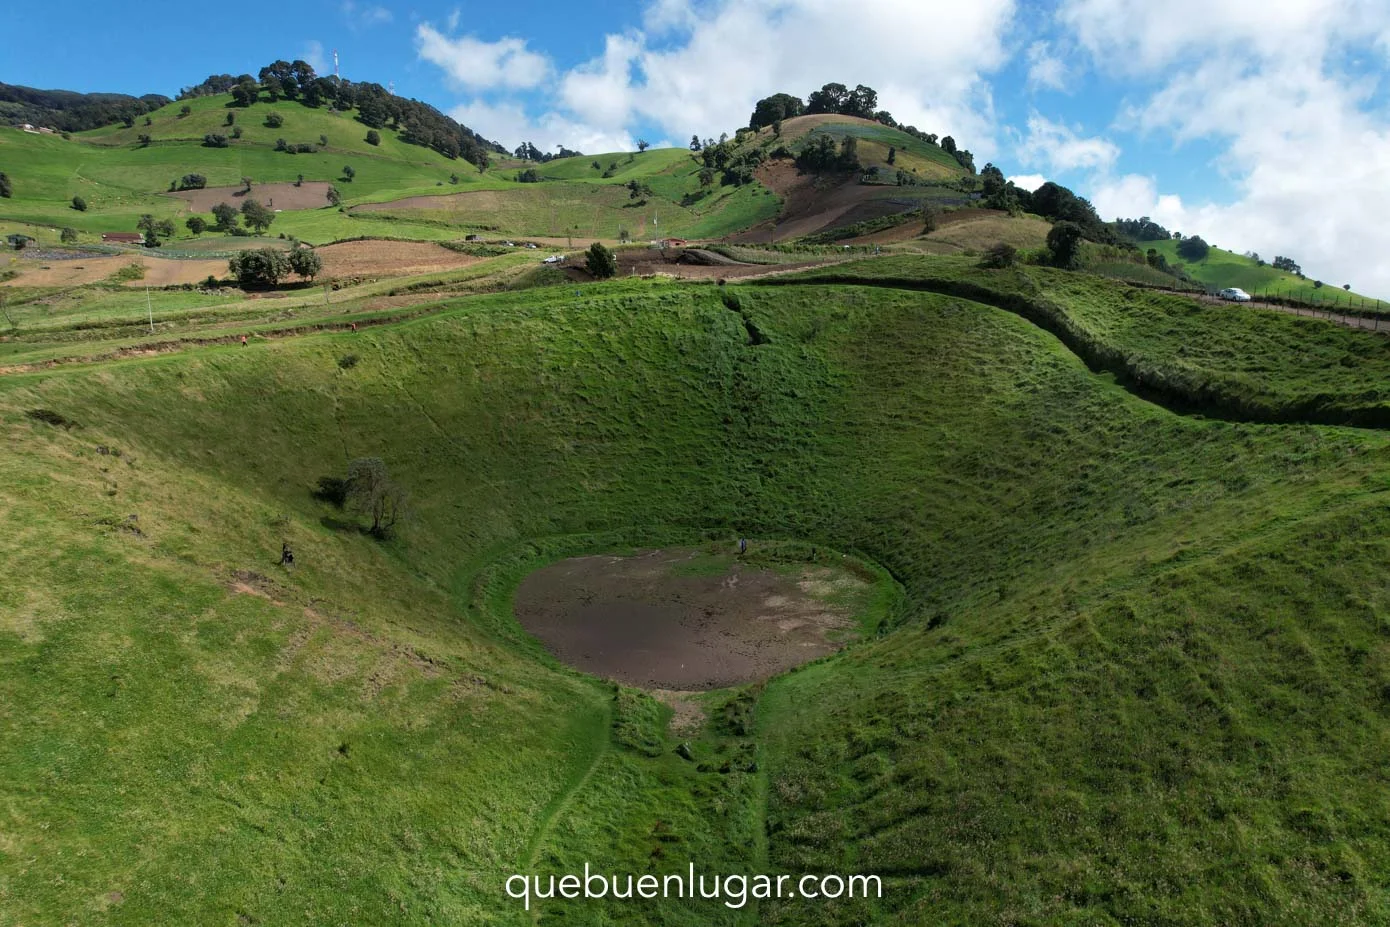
[
  {"left": 1142, "top": 238, "right": 1384, "bottom": 307},
  {"left": 5, "top": 66, "right": 1390, "bottom": 926},
  {"left": 3, "top": 264, "right": 1390, "bottom": 924}
]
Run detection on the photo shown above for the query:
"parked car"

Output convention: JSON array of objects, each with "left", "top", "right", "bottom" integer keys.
[
  {"left": 542, "top": 254, "right": 566, "bottom": 264},
  {"left": 1219, "top": 287, "right": 1252, "bottom": 302}
]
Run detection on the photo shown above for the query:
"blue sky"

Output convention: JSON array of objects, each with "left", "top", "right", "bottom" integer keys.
[{"left": 9, "top": 0, "right": 1390, "bottom": 295}]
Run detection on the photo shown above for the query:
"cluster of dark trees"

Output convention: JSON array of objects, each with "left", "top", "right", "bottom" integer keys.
[
  {"left": 1176, "top": 235, "right": 1210, "bottom": 262},
  {"left": 1112, "top": 216, "right": 1173, "bottom": 242},
  {"left": 795, "top": 133, "right": 859, "bottom": 173},
  {"left": 749, "top": 83, "right": 882, "bottom": 129},
  {"left": 1272, "top": 255, "right": 1303, "bottom": 276},
  {"left": 513, "top": 142, "right": 584, "bottom": 162},
  {"left": 177, "top": 60, "right": 505, "bottom": 168},
  {"left": 0, "top": 83, "right": 170, "bottom": 132},
  {"left": 698, "top": 136, "right": 766, "bottom": 186},
  {"left": 748, "top": 82, "right": 976, "bottom": 173},
  {"left": 228, "top": 247, "right": 323, "bottom": 287},
  {"left": 136, "top": 213, "right": 176, "bottom": 247}
]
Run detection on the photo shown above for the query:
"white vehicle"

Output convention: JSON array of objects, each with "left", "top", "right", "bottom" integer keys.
[
  {"left": 1218, "top": 287, "right": 1252, "bottom": 302},
  {"left": 542, "top": 254, "right": 566, "bottom": 264}
]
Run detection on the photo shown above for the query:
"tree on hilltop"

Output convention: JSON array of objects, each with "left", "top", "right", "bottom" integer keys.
[
  {"left": 231, "top": 79, "right": 258, "bottom": 107},
  {"left": 749, "top": 92, "right": 805, "bottom": 130}
]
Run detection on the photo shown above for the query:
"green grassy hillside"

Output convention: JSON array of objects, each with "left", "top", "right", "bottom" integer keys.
[
  {"left": 0, "top": 94, "right": 488, "bottom": 236},
  {"left": 1144, "top": 239, "right": 1383, "bottom": 307},
  {"left": 4, "top": 265, "right": 1390, "bottom": 923}
]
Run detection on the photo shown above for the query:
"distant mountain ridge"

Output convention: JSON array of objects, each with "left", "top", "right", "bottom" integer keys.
[{"left": 0, "top": 83, "right": 171, "bottom": 133}]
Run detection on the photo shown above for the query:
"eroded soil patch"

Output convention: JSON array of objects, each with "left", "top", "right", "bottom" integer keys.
[{"left": 514, "top": 547, "right": 872, "bottom": 689}]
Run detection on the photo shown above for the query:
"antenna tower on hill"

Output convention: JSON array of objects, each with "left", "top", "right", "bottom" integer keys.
[{"left": 334, "top": 49, "right": 340, "bottom": 79}]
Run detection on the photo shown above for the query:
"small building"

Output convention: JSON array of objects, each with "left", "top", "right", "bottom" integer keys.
[
  {"left": 19, "top": 123, "right": 37, "bottom": 133},
  {"left": 101, "top": 232, "right": 143, "bottom": 244},
  {"left": 661, "top": 238, "right": 688, "bottom": 248}
]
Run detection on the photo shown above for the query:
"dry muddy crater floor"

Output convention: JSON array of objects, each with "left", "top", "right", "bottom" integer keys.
[{"left": 514, "top": 547, "right": 872, "bottom": 690}]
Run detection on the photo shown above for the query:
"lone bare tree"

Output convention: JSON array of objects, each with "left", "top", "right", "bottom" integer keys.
[{"left": 345, "top": 457, "right": 407, "bottom": 538}]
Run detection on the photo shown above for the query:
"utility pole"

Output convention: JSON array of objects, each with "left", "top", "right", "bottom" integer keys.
[{"left": 146, "top": 285, "right": 154, "bottom": 333}]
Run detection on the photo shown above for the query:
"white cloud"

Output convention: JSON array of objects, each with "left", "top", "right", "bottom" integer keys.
[
  {"left": 627, "top": 0, "right": 1017, "bottom": 157},
  {"left": 1025, "top": 41, "right": 1067, "bottom": 91},
  {"left": 417, "top": 0, "right": 1016, "bottom": 162},
  {"left": 416, "top": 25, "right": 552, "bottom": 91},
  {"left": 302, "top": 41, "right": 327, "bottom": 76},
  {"left": 1060, "top": 0, "right": 1390, "bottom": 296},
  {"left": 342, "top": 0, "right": 392, "bottom": 28},
  {"left": 1008, "top": 173, "right": 1048, "bottom": 192},
  {"left": 448, "top": 101, "right": 635, "bottom": 155},
  {"left": 1016, "top": 113, "right": 1119, "bottom": 173},
  {"left": 446, "top": 7, "right": 461, "bottom": 33},
  {"left": 559, "top": 34, "right": 643, "bottom": 132}
]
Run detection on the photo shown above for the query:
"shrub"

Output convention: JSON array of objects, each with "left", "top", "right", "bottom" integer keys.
[
  {"left": 60, "top": 227, "right": 78, "bottom": 244},
  {"left": 586, "top": 242, "right": 618, "bottom": 279},
  {"left": 203, "top": 134, "right": 229, "bottom": 148},
  {"left": 231, "top": 126, "right": 243, "bottom": 139},
  {"left": 0, "top": 172, "right": 10, "bottom": 198},
  {"left": 25, "top": 409, "right": 76, "bottom": 428},
  {"left": 342, "top": 165, "right": 355, "bottom": 182},
  {"left": 922, "top": 205, "right": 938, "bottom": 234},
  {"left": 264, "top": 112, "right": 284, "bottom": 128},
  {"left": 981, "top": 242, "right": 1017, "bottom": 269},
  {"left": 312, "top": 476, "right": 348, "bottom": 507},
  {"left": 1176, "top": 235, "right": 1210, "bottom": 261},
  {"left": 71, "top": 195, "right": 87, "bottom": 211},
  {"left": 337, "top": 354, "right": 359, "bottom": 370},
  {"left": 365, "top": 129, "right": 380, "bottom": 146},
  {"left": 1047, "top": 221, "right": 1085, "bottom": 269},
  {"left": 177, "top": 174, "right": 206, "bottom": 190}
]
